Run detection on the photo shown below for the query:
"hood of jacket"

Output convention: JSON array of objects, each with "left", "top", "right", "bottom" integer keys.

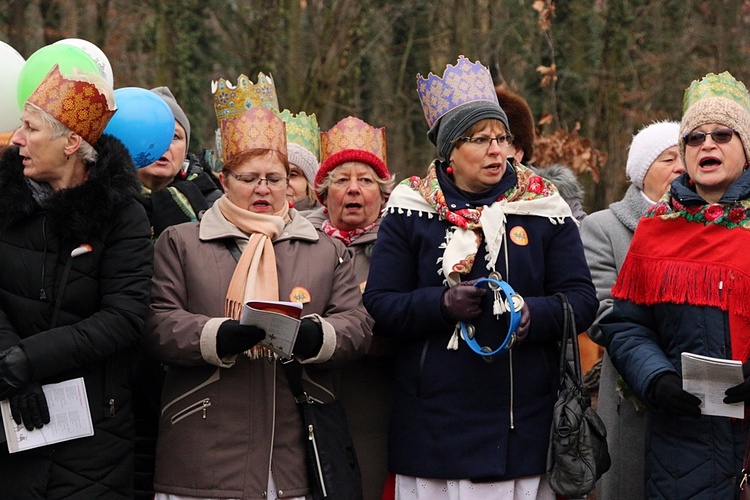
[{"left": 0, "top": 134, "right": 139, "bottom": 243}]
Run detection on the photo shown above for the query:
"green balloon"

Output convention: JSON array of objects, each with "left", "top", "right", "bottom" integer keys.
[{"left": 16, "top": 44, "right": 101, "bottom": 110}]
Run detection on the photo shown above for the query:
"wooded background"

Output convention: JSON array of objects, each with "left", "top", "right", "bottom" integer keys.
[{"left": 3, "top": 0, "right": 750, "bottom": 212}]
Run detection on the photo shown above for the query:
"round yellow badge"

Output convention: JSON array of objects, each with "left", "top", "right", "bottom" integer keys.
[
  {"left": 289, "top": 286, "right": 311, "bottom": 303},
  {"left": 509, "top": 226, "right": 529, "bottom": 246}
]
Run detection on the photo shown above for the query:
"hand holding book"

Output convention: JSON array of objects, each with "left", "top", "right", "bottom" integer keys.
[{"left": 216, "top": 321, "right": 265, "bottom": 358}]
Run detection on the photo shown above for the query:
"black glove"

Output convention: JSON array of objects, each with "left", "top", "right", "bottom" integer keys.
[
  {"left": 293, "top": 318, "right": 324, "bottom": 359},
  {"left": 515, "top": 302, "right": 531, "bottom": 343},
  {"left": 650, "top": 372, "right": 702, "bottom": 418},
  {"left": 0, "top": 347, "right": 33, "bottom": 401},
  {"left": 10, "top": 383, "right": 50, "bottom": 430},
  {"left": 724, "top": 359, "right": 750, "bottom": 404},
  {"left": 440, "top": 280, "right": 486, "bottom": 322},
  {"left": 216, "top": 320, "right": 265, "bottom": 358}
]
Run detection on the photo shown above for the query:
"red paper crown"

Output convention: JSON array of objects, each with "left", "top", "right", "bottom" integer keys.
[{"left": 27, "top": 65, "right": 116, "bottom": 145}]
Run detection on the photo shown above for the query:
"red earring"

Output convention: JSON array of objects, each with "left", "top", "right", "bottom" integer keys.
[
  {"left": 745, "top": 162, "right": 749, "bottom": 170},
  {"left": 446, "top": 166, "right": 454, "bottom": 175},
  {"left": 323, "top": 208, "right": 328, "bottom": 214},
  {"left": 288, "top": 201, "right": 294, "bottom": 209}
]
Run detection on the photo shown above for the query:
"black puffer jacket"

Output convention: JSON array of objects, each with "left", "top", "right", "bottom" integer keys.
[{"left": 0, "top": 135, "right": 153, "bottom": 499}]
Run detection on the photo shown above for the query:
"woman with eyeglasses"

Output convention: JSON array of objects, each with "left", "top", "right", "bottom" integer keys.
[
  {"left": 142, "top": 81, "right": 372, "bottom": 498},
  {"left": 363, "top": 57, "right": 597, "bottom": 499},
  {"left": 602, "top": 72, "right": 750, "bottom": 499}
]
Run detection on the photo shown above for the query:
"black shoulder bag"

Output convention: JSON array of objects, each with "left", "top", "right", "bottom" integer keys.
[
  {"left": 546, "top": 293, "right": 611, "bottom": 498},
  {"left": 282, "top": 361, "right": 363, "bottom": 500}
]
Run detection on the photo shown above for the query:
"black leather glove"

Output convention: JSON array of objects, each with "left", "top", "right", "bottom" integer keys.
[
  {"left": 724, "top": 359, "right": 750, "bottom": 404},
  {"left": 293, "top": 318, "right": 324, "bottom": 359},
  {"left": 440, "top": 279, "right": 486, "bottom": 322},
  {"left": 0, "top": 347, "right": 33, "bottom": 401},
  {"left": 515, "top": 302, "right": 531, "bottom": 343},
  {"left": 650, "top": 372, "right": 702, "bottom": 418},
  {"left": 10, "top": 383, "right": 50, "bottom": 430},
  {"left": 216, "top": 320, "right": 265, "bottom": 358}
]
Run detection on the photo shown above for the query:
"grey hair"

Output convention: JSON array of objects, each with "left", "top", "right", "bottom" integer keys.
[
  {"left": 316, "top": 162, "right": 396, "bottom": 204},
  {"left": 24, "top": 102, "right": 98, "bottom": 163}
]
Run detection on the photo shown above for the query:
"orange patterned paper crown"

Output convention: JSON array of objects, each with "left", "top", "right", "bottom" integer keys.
[
  {"left": 27, "top": 65, "right": 116, "bottom": 145},
  {"left": 219, "top": 107, "right": 287, "bottom": 162},
  {"left": 316, "top": 116, "right": 388, "bottom": 187},
  {"left": 212, "top": 72, "right": 279, "bottom": 121},
  {"left": 213, "top": 73, "right": 285, "bottom": 161}
]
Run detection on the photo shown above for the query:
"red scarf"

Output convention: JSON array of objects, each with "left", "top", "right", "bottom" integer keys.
[
  {"left": 321, "top": 219, "right": 375, "bottom": 246},
  {"left": 612, "top": 197, "right": 750, "bottom": 361}
]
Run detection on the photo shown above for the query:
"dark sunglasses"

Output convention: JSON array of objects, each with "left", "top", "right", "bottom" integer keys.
[{"left": 683, "top": 128, "right": 736, "bottom": 147}]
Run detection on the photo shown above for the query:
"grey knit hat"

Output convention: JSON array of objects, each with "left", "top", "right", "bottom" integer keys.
[
  {"left": 287, "top": 142, "right": 319, "bottom": 187},
  {"left": 151, "top": 86, "right": 191, "bottom": 152},
  {"left": 430, "top": 101, "right": 510, "bottom": 161}
]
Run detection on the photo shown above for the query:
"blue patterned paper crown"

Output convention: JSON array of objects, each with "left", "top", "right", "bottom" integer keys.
[{"left": 416, "top": 56, "right": 499, "bottom": 129}]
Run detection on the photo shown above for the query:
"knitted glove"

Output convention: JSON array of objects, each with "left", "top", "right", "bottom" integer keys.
[
  {"left": 650, "top": 372, "right": 701, "bottom": 418},
  {"left": 292, "top": 318, "right": 324, "bottom": 359},
  {"left": 10, "top": 383, "right": 50, "bottom": 430},
  {"left": 724, "top": 359, "right": 750, "bottom": 404},
  {"left": 440, "top": 279, "right": 486, "bottom": 322},
  {"left": 515, "top": 302, "right": 531, "bottom": 343},
  {"left": 0, "top": 347, "right": 33, "bottom": 401},
  {"left": 216, "top": 320, "right": 265, "bottom": 358}
]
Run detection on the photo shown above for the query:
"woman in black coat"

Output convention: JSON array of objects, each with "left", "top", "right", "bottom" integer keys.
[{"left": 0, "top": 66, "right": 153, "bottom": 498}]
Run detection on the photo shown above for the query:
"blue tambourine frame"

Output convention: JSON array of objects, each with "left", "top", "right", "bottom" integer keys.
[{"left": 459, "top": 278, "right": 521, "bottom": 357}]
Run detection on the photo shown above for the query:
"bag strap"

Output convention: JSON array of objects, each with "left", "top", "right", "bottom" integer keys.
[{"left": 555, "top": 292, "right": 583, "bottom": 388}]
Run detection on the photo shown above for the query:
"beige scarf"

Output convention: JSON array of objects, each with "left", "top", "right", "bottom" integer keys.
[{"left": 218, "top": 195, "right": 288, "bottom": 324}]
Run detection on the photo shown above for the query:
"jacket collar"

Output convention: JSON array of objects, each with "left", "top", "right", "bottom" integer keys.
[{"left": 200, "top": 205, "right": 319, "bottom": 243}]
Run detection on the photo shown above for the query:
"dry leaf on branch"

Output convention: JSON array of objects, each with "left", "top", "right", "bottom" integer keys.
[
  {"left": 536, "top": 64, "right": 558, "bottom": 88},
  {"left": 532, "top": 127, "right": 605, "bottom": 183},
  {"left": 532, "top": 0, "right": 556, "bottom": 31}
]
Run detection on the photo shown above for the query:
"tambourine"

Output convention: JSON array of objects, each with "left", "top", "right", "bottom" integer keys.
[{"left": 459, "top": 277, "right": 522, "bottom": 357}]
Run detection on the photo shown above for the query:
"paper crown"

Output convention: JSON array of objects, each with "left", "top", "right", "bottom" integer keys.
[
  {"left": 219, "top": 107, "right": 287, "bottom": 162},
  {"left": 416, "top": 56, "right": 499, "bottom": 129},
  {"left": 213, "top": 73, "right": 285, "bottom": 161},
  {"left": 27, "top": 65, "right": 116, "bottom": 145},
  {"left": 212, "top": 72, "right": 279, "bottom": 121},
  {"left": 683, "top": 71, "right": 750, "bottom": 114},
  {"left": 316, "top": 116, "right": 388, "bottom": 188},
  {"left": 278, "top": 110, "right": 320, "bottom": 160}
]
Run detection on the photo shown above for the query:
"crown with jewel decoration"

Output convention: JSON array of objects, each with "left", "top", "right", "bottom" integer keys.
[
  {"left": 27, "top": 65, "right": 116, "bottom": 145},
  {"left": 416, "top": 56, "right": 499, "bottom": 129},
  {"left": 212, "top": 73, "right": 285, "bottom": 161},
  {"left": 278, "top": 110, "right": 320, "bottom": 160}
]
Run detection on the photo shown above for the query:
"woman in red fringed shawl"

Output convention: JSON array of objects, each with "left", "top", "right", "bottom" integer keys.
[{"left": 601, "top": 71, "right": 750, "bottom": 499}]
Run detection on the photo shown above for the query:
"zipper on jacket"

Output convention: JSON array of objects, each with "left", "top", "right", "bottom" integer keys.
[
  {"left": 308, "top": 423, "right": 327, "bottom": 497},
  {"left": 109, "top": 398, "right": 115, "bottom": 417},
  {"left": 170, "top": 398, "right": 211, "bottom": 425},
  {"left": 509, "top": 349, "right": 515, "bottom": 430},
  {"left": 39, "top": 213, "right": 48, "bottom": 301}
]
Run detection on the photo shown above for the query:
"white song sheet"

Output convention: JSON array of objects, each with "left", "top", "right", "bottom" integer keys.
[
  {"left": 681, "top": 352, "right": 744, "bottom": 418},
  {"left": 1, "top": 377, "right": 93, "bottom": 453}
]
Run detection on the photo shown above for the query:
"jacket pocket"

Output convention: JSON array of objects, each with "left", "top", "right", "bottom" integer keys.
[{"left": 170, "top": 398, "right": 211, "bottom": 425}]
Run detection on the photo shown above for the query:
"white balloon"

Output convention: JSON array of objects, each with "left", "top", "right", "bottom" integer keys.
[
  {"left": 0, "top": 41, "right": 25, "bottom": 133},
  {"left": 54, "top": 38, "right": 114, "bottom": 87}
]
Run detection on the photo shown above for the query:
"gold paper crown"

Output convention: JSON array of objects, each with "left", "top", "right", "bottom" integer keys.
[
  {"left": 683, "top": 71, "right": 750, "bottom": 114},
  {"left": 416, "top": 56, "right": 499, "bottom": 129},
  {"left": 320, "top": 116, "right": 386, "bottom": 163},
  {"left": 27, "top": 65, "right": 116, "bottom": 145},
  {"left": 278, "top": 110, "right": 320, "bottom": 160},
  {"left": 219, "top": 107, "right": 287, "bottom": 162},
  {"left": 212, "top": 72, "right": 279, "bottom": 121}
]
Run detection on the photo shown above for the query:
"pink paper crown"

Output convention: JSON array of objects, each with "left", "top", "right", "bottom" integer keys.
[
  {"left": 416, "top": 56, "right": 499, "bottom": 129},
  {"left": 219, "top": 107, "right": 287, "bottom": 162}
]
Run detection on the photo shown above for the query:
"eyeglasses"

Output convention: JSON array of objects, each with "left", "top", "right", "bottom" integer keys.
[
  {"left": 224, "top": 171, "right": 289, "bottom": 190},
  {"left": 456, "top": 134, "right": 514, "bottom": 149},
  {"left": 683, "top": 128, "right": 736, "bottom": 147}
]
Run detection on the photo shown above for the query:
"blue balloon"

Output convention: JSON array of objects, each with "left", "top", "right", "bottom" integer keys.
[{"left": 103, "top": 87, "right": 174, "bottom": 168}]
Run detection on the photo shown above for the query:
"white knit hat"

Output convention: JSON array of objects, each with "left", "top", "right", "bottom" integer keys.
[
  {"left": 287, "top": 142, "right": 319, "bottom": 187},
  {"left": 625, "top": 121, "right": 680, "bottom": 190}
]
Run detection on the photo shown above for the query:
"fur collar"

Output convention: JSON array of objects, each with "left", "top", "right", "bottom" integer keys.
[{"left": 0, "top": 134, "right": 139, "bottom": 243}]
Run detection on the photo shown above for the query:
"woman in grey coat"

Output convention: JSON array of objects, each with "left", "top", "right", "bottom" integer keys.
[{"left": 580, "top": 121, "right": 684, "bottom": 500}]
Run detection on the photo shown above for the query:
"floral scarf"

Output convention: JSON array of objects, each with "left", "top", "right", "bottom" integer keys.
[
  {"left": 612, "top": 192, "right": 750, "bottom": 362},
  {"left": 386, "top": 162, "right": 573, "bottom": 285},
  {"left": 321, "top": 219, "right": 376, "bottom": 246}
]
